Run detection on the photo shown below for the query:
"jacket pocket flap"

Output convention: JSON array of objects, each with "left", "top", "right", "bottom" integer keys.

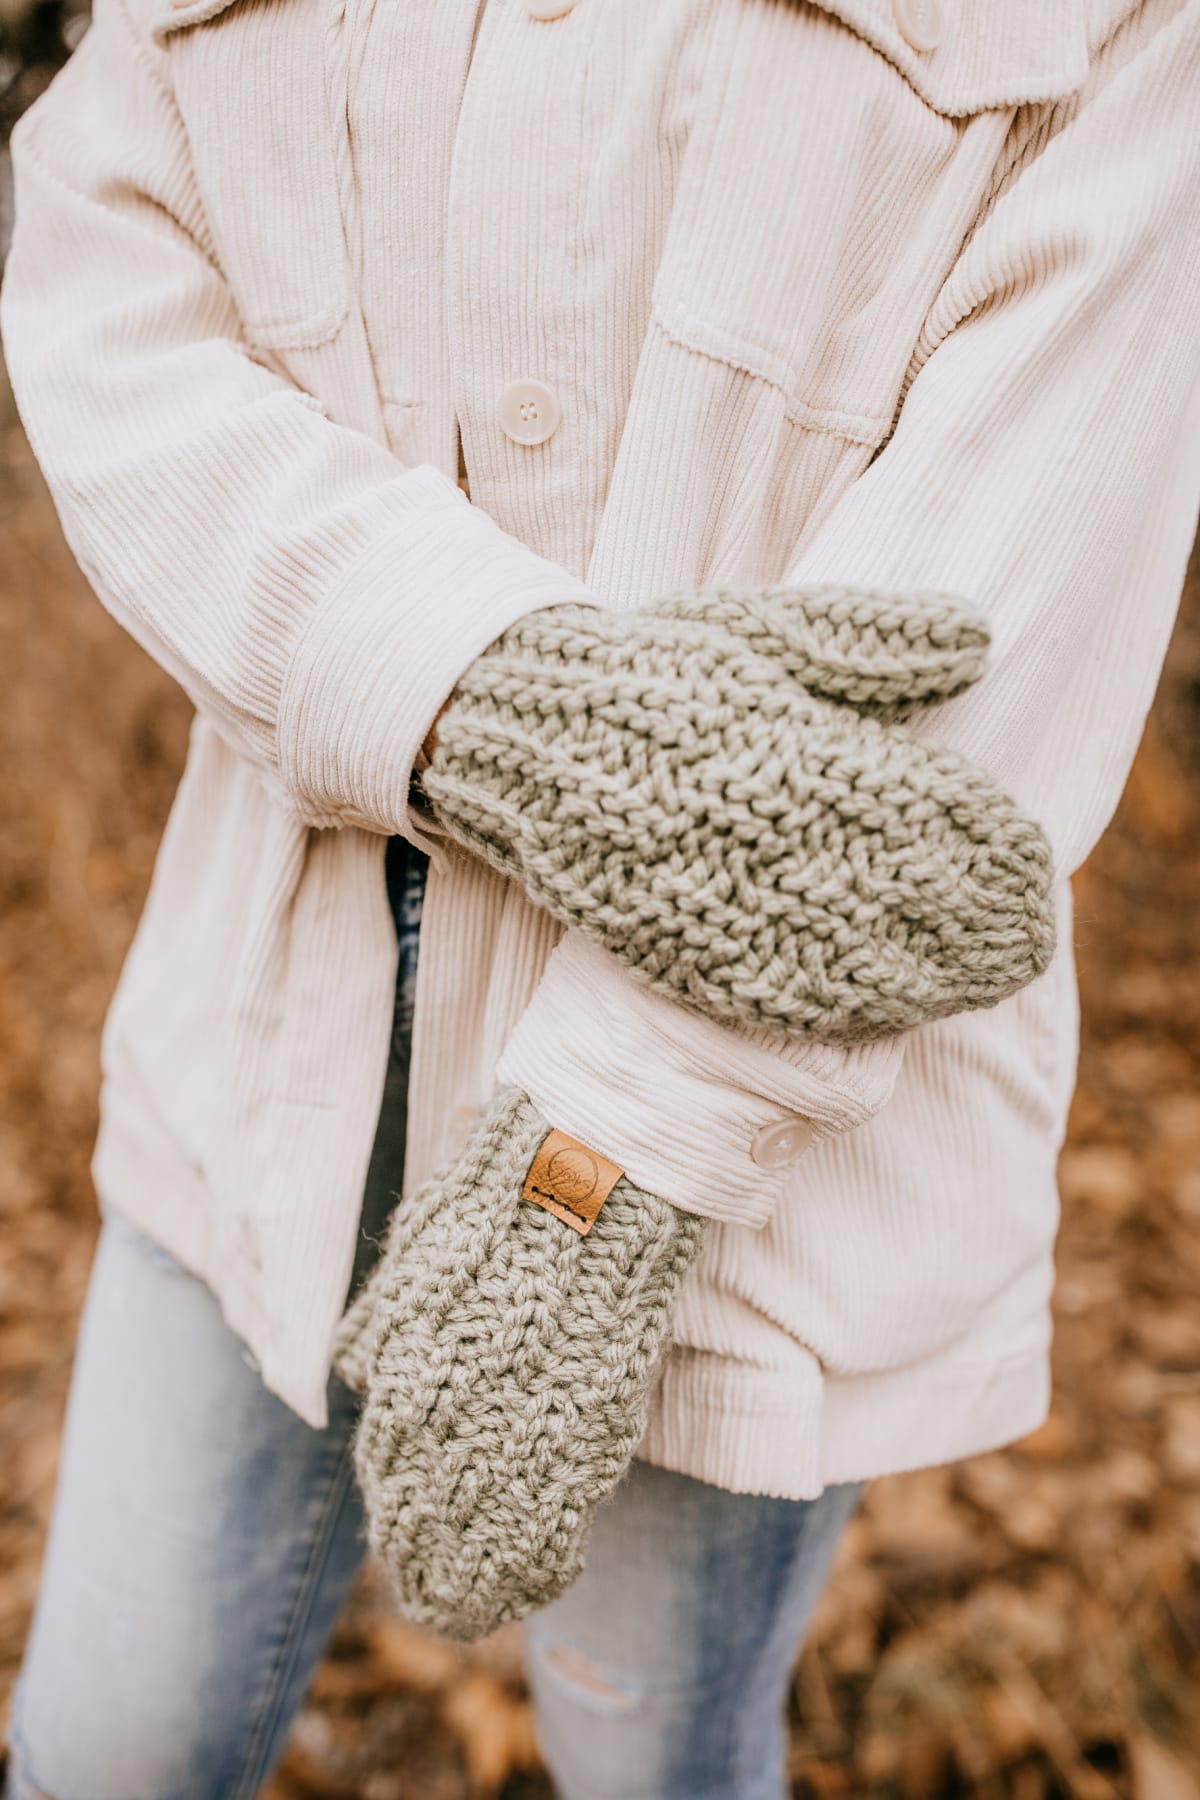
[
  {"left": 152, "top": 0, "right": 250, "bottom": 44},
  {"left": 810, "top": 0, "right": 1097, "bottom": 116}
]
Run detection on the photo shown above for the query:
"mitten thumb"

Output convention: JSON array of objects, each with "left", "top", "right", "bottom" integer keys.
[{"left": 656, "top": 583, "right": 990, "bottom": 710}]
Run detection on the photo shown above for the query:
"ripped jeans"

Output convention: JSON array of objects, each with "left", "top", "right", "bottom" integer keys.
[{"left": 6, "top": 839, "right": 860, "bottom": 1800}]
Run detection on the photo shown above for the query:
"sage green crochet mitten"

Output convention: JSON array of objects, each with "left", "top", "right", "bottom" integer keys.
[
  {"left": 333, "top": 1089, "right": 707, "bottom": 1642},
  {"left": 420, "top": 586, "right": 1056, "bottom": 1044}
]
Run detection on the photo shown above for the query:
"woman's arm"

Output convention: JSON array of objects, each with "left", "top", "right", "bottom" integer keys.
[
  {"left": 499, "top": 0, "right": 1200, "bottom": 1227},
  {"left": 0, "top": 0, "right": 591, "bottom": 834}
]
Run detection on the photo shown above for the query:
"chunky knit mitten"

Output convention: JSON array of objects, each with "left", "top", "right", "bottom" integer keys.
[
  {"left": 419, "top": 586, "right": 1056, "bottom": 1044},
  {"left": 334, "top": 1089, "right": 707, "bottom": 1642}
]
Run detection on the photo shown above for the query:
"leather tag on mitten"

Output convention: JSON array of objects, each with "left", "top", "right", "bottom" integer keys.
[{"left": 522, "top": 1130, "right": 624, "bottom": 1235}]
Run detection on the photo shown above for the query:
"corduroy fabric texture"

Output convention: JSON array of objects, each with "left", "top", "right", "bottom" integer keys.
[
  {"left": 424, "top": 585, "right": 1056, "bottom": 1042},
  {"left": 334, "top": 1089, "right": 707, "bottom": 1640}
]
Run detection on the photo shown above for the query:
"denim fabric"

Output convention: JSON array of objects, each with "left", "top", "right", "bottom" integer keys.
[
  {"left": 6, "top": 837, "right": 859, "bottom": 1800},
  {"left": 348, "top": 835, "right": 430, "bottom": 1293},
  {"left": 526, "top": 1463, "right": 861, "bottom": 1800}
]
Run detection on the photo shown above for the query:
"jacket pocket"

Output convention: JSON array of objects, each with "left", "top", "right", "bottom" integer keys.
[
  {"left": 650, "top": 0, "right": 1092, "bottom": 445},
  {"left": 153, "top": 0, "right": 350, "bottom": 351}
]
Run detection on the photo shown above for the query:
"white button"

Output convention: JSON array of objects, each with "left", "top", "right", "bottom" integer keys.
[
  {"left": 497, "top": 379, "right": 562, "bottom": 447},
  {"left": 529, "top": 0, "right": 580, "bottom": 16},
  {"left": 750, "top": 1118, "right": 815, "bottom": 1170},
  {"left": 893, "top": 0, "right": 944, "bottom": 53}
]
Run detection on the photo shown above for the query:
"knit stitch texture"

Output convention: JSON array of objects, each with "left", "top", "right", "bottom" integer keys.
[
  {"left": 334, "top": 1089, "right": 707, "bottom": 1640},
  {"left": 423, "top": 585, "right": 1057, "bottom": 1043}
]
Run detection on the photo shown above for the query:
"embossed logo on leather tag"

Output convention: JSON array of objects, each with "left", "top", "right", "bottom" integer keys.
[{"left": 521, "top": 1130, "right": 624, "bottom": 1235}]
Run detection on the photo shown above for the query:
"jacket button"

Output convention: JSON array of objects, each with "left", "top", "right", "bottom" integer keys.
[
  {"left": 529, "top": 0, "right": 580, "bottom": 15},
  {"left": 750, "top": 1118, "right": 815, "bottom": 1170},
  {"left": 497, "top": 379, "right": 562, "bottom": 446},
  {"left": 893, "top": 0, "right": 943, "bottom": 52}
]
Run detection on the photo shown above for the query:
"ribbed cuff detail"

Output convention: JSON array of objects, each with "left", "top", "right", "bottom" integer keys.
[
  {"left": 497, "top": 934, "right": 903, "bottom": 1230},
  {"left": 278, "top": 468, "right": 592, "bottom": 833}
]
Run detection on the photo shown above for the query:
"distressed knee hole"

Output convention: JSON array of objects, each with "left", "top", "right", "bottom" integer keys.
[{"left": 536, "top": 1644, "right": 641, "bottom": 1713}]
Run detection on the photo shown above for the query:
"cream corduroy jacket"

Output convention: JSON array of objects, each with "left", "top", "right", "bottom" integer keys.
[{"left": 4, "top": 0, "right": 1199, "bottom": 1496}]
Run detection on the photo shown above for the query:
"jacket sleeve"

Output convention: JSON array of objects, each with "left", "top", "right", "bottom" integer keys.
[
  {"left": 499, "top": 0, "right": 1200, "bottom": 1228},
  {"left": 0, "top": 0, "right": 591, "bottom": 835}
]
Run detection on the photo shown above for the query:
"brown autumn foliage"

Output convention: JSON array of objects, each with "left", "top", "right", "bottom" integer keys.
[{"left": 0, "top": 354, "right": 1198, "bottom": 1798}]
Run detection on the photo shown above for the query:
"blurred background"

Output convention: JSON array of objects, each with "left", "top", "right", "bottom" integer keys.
[{"left": 2, "top": 7, "right": 1200, "bottom": 1797}]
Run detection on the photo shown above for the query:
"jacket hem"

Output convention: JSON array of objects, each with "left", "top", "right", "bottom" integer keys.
[
  {"left": 91, "top": 1090, "right": 333, "bottom": 1432},
  {"left": 637, "top": 1342, "right": 1052, "bottom": 1500},
  {"left": 95, "top": 1075, "right": 1053, "bottom": 1478}
]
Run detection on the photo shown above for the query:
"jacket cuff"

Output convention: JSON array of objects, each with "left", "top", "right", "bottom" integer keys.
[
  {"left": 497, "top": 934, "right": 903, "bottom": 1230},
  {"left": 277, "top": 466, "right": 592, "bottom": 833}
]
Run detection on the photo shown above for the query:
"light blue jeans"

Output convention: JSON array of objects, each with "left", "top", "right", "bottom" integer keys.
[{"left": 7, "top": 841, "right": 860, "bottom": 1800}]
